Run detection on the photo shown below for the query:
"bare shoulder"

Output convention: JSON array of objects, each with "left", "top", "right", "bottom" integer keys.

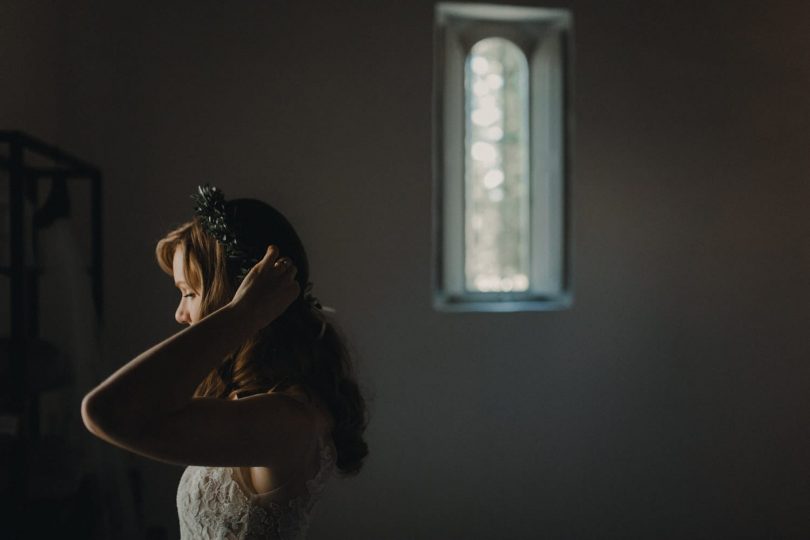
[{"left": 271, "top": 384, "right": 335, "bottom": 435}]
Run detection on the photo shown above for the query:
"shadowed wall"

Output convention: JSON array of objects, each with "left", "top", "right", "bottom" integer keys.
[{"left": 3, "top": 1, "right": 809, "bottom": 537}]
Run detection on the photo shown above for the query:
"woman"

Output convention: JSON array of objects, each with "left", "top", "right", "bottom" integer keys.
[{"left": 81, "top": 184, "right": 369, "bottom": 539}]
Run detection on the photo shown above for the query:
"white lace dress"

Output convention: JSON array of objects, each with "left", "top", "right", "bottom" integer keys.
[{"left": 176, "top": 432, "right": 336, "bottom": 539}]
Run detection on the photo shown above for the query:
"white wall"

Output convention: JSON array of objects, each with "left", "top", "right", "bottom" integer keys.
[{"left": 5, "top": 1, "right": 810, "bottom": 537}]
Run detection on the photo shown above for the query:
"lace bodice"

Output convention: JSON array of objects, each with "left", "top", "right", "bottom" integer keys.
[{"left": 176, "top": 433, "right": 336, "bottom": 539}]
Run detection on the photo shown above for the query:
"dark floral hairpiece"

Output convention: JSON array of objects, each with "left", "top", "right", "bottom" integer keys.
[{"left": 191, "top": 184, "right": 261, "bottom": 283}]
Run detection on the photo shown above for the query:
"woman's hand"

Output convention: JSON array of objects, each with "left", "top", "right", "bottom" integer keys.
[{"left": 229, "top": 245, "right": 300, "bottom": 330}]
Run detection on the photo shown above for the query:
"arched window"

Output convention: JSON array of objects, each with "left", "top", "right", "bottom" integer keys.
[
  {"left": 434, "top": 3, "right": 573, "bottom": 312},
  {"left": 465, "top": 38, "right": 530, "bottom": 293}
]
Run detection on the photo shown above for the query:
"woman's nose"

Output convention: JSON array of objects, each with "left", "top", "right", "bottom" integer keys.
[{"left": 175, "top": 303, "right": 190, "bottom": 325}]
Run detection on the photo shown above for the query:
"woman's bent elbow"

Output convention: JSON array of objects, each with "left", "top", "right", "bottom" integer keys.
[{"left": 81, "top": 392, "right": 107, "bottom": 436}]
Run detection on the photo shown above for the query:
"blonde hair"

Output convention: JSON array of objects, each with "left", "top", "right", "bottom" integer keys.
[{"left": 156, "top": 214, "right": 369, "bottom": 474}]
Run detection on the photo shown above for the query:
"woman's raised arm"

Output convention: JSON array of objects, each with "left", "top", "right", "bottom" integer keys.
[
  {"left": 81, "top": 301, "right": 258, "bottom": 442},
  {"left": 81, "top": 245, "right": 302, "bottom": 462}
]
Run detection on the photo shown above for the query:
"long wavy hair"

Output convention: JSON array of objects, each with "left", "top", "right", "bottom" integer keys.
[{"left": 155, "top": 197, "right": 369, "bottom": 476}]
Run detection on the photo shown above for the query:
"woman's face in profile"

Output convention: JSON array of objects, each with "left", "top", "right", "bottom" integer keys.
[{"left": 172, "top": 247, "right": 202, "bottom": 326}]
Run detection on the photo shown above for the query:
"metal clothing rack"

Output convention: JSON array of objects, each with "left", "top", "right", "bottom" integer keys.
[{"left": 0, "top": 130, "right": 103, "bottom": 537}]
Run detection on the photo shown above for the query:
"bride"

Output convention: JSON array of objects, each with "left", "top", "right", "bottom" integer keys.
[{"left": 81, "top": 184, "right": 369, "bottom": 539}]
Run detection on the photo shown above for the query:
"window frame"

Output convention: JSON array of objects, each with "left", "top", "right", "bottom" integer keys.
[{"left": 432, "top": 2, "right": 574, "bottom": 312}]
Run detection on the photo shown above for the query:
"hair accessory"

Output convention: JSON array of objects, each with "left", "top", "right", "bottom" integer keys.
[
  {"left": 303, "top": 281, "right": 336, "bottom": 340},
  {"left": 191, "top": 184, "right": 260, "bottom": 283},
  {"left": 304, "top": 281, "right": 336, "bottom": 314}
]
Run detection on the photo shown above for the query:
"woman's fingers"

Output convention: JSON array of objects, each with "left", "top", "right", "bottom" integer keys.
[
  {"left": 265, "top": 247, "right": 297, "bottom": 280},
  {"left": 273, "top": 256, "right": 292, "bottom": 271}
]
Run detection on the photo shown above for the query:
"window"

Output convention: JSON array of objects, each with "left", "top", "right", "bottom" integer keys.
[{"left": 433, "top": 3, "right": 573, "bottom": 312}]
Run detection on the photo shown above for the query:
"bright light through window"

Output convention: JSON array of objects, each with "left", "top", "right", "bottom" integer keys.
[
  {"left": 434, "top": 3, "right": 572, "bottom": 312},
  {"left": 465, "top": 38, "right": 530, "bottom": 293}
]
